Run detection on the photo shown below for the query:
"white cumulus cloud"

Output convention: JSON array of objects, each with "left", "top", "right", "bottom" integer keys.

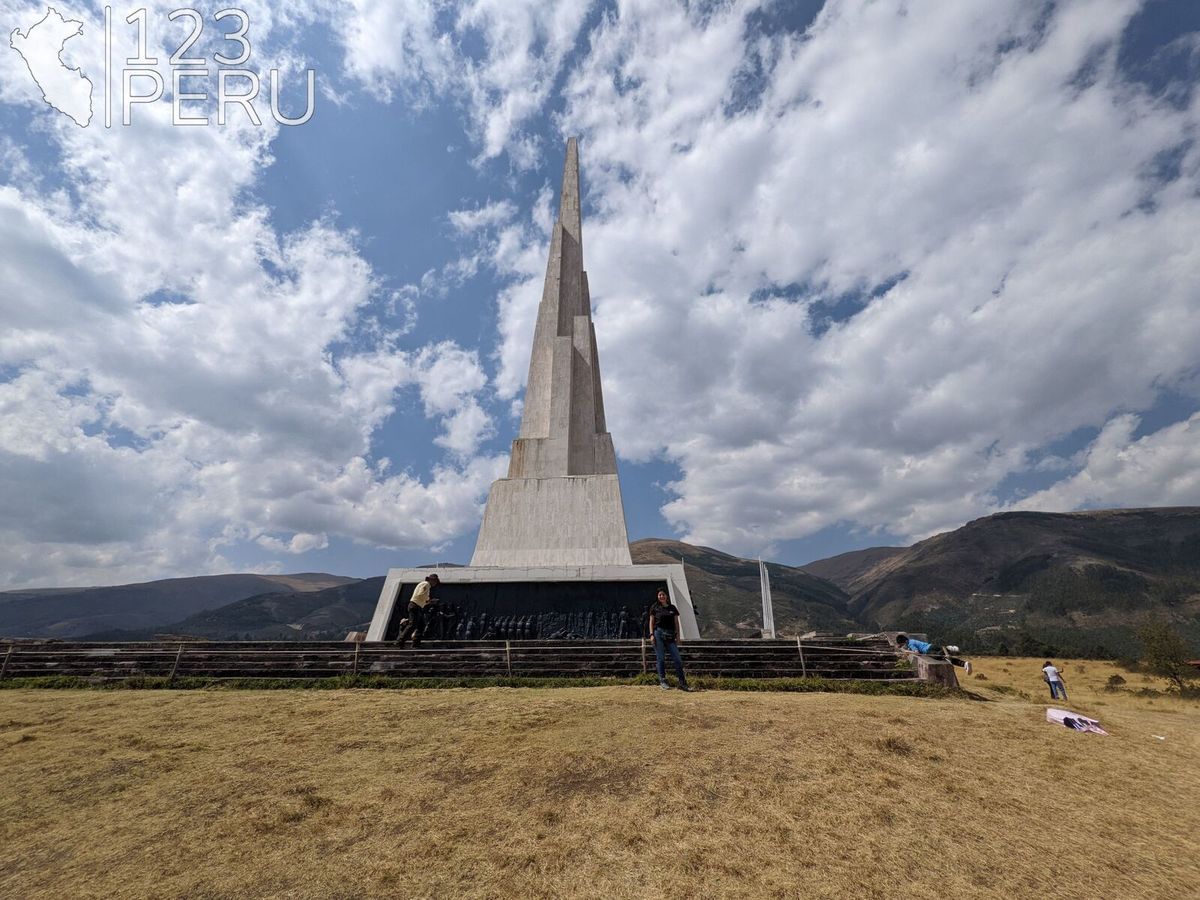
[
  {"left": 484, "top": 0, "right": 1200, "bottom": 552},
  {"left": 0, "top": 0, "right": 504, "bottom": 586}
]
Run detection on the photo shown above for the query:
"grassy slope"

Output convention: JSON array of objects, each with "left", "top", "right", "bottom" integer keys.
[
  {"left": 799, "top": 545, "right": 907, "bottom": 590},
  {"left": 1, "top": 663, "right": 1197, "bottom": 899},
  {"left": 844, "top": 509, "right": 1200, "bottom": 658}
]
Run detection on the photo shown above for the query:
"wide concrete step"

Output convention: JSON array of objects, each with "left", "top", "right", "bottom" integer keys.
[{"left": 0, "top": 638, "right": 911, "bottom": 682}]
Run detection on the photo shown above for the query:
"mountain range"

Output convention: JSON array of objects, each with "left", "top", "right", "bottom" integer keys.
[
  {"left": 629, "top": 538, "right": 857, "bottom": 638},
  {"left": 0, "top": 573, "right": 354, "bottom": 639},
  {"left": 826, "top": 507, "right": 1200, "bottom": 657},
  {"left": 3, "top": 508, "right": 1198, "bottom": 657}
]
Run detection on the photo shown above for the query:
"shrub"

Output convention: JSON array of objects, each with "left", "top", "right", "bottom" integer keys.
[
  {"left": 1104, "top": 674, "right": 1126, "bottom": 692},
  {"left": 1137, "top": 622, "right": 1199, "bottom": 692},
  {"left": 876, "top": 736, "right": 914, "bottom": 756}
]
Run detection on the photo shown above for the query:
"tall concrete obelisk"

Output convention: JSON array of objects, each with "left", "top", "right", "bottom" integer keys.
[
  {"left": 365, "top": 139, "right": 697, "bottom": 643},
  {"left": 470, "top": 138, "right": 633, "bottom": 567}
]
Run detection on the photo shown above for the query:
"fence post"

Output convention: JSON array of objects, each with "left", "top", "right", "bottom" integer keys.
[
  {"left": 640, "top": 638, "right": 647, "bottom": 674},
  {"left": 505, "top": 640, "right": 512, "bottom": 676},
  {"left": 169, "top": 643, "right": 184, "bottom": 680},
  {"left": 0, "top": 645, "right": 12, "bottom": 680},
  {"left": 353, "top": 641, "right": 360, "bottom": 676},
  {"left": 796, "top": 636, "right": 807, "bottom": 678}
]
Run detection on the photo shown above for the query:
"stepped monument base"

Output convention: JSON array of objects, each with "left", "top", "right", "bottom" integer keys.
[{"left": 364, "top": 564, "right": 698, "bottom": 642}]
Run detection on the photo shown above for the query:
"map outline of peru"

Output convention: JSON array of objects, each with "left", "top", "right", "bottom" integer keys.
[{"left": 10, "top": 5, "right": 94, "bottom": 128}]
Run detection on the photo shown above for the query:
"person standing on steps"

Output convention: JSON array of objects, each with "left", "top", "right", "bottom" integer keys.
[
  {"left": 1042, "top": 660, "right": 1068, "bottom": 701},
  {"left": 398, "top": 574, "right": 440, "bottom": 648},
  {"left": 649, "top": 588, "right": 691, "bottom": 692}
]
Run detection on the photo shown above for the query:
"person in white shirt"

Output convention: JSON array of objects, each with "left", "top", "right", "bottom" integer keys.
[
  {"left": 1042, "top": 660, "right": 1068, "bottom": 701},
  {"left": 397, "top": 574, "right": 440, "bottom": 647}
]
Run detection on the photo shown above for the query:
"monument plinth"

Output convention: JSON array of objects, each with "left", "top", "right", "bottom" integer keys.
[{"left": 366, "top": 139, "right": 696, "bottom": 642}]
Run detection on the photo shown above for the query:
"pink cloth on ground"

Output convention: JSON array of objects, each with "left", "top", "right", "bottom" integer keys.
[{"left": 1046, "top": 707, "right": 1108, "bottom": 735}]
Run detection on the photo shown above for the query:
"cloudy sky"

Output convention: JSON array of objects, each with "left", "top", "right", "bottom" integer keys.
[{"left": 1, "top": 0, "right": 1198, "bottom": 588}]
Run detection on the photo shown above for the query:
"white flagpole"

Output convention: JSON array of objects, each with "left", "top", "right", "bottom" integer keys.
[{"left": 759, "top": 557, "right": 775, "bottom": 639}]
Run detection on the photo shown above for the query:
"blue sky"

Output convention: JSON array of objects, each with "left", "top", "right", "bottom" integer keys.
[{"left": 1, "top": 0, "right": 1198, "bottom": 587}]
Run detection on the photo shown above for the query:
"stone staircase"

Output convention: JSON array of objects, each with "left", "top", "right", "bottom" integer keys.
[{"left": 0, "top": 637, "right": 913, "bottom": 682}]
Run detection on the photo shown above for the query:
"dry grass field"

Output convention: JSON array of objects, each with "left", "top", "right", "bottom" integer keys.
[{"left": 2, "top": 658, "right": 1198, "bottom": 899}]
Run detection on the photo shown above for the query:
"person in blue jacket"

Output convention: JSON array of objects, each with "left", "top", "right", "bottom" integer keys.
[{"left": 895, "top": 633, "right": 972, "bottom": 674}]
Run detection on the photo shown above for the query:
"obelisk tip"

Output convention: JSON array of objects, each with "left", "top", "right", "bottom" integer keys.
[{"left": 559, "top": 138, "right": 582, "bottom": 239}]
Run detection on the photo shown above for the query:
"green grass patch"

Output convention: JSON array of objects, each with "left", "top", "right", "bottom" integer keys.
[
  {"left": 0, "top": 672, "right": 960, "bottom": 698},
  {"left": 690, "top": 676, "right": 958, "bottom": 697}
]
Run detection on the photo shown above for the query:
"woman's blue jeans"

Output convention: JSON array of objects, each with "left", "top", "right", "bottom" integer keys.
[{"left": 653, "top": 628, "right": 688, "bottom": 687}]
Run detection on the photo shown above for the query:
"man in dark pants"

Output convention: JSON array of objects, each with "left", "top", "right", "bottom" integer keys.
[{"left": 398, "top": 574, "right": 440, "bottom": 647}]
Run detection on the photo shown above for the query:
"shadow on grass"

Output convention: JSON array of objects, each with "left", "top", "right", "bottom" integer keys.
[{"left": 0, "top": 673, "right": 966, "bottom": 699}]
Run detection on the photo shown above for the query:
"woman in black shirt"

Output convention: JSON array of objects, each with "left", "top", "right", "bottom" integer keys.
[{"left": 649, "top": 588, "right": 690, "bottom": 691}]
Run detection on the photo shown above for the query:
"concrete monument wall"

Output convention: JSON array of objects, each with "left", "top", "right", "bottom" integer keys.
[
  {"left": 471, "top": 475, "right": 633, "bottom": 567},
  {"left": 366, "top": 564, "right": 698, "bottom": 641}
]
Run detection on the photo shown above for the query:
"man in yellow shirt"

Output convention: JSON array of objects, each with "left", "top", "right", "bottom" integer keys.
[{"left": 398, "top": 574, "right": 440, "bottom": 647}]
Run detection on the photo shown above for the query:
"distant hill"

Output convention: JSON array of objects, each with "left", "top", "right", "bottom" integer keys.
[
  {"left": 0, "top": 573, "right": 357, "bottom": 638},
  {"left": 92, "top": 546, "right": 852, "bottom": 642},
  {"left": 810, "top": 508, "right": 1200, "bottom": 658},
  {"left": 85, "top": 577, "right": 381, "bottom": 641},
  {"left": 800, "top": 546, "right": 906, "bottom": 590},
  {"left": 630, "top": 538, "right": 855, "bottom": 638},
  {"left": 11, "top": 507, "right": 1200, "bottom": 656}
]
